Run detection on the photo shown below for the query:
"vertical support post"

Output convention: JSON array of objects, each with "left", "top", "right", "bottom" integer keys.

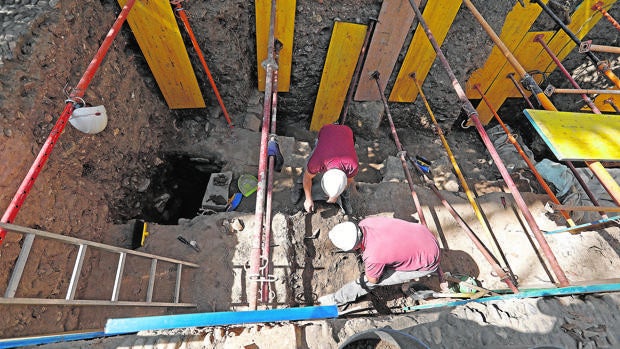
[{"left": 249, "top": 0, "right": 278, "bottom": 311}]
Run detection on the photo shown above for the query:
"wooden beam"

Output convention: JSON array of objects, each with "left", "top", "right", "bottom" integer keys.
[
  {"left": 389, "top": 0, "right": 460, "bottom": 102},
  {"left": 354, "top": 0, "right": 417, "bottom": 101},
  {"left": 310, "top": 22, "right": 367, "bottom": 131},
  {"left": 117, "top": 0, "right": 205, "bottom": 109}
]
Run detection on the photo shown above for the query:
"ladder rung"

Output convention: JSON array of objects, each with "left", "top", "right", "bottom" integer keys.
[
  {"left": 4, "top": 234, "right": 35, "bottom": 298},
  {"left": 66, "top": 244, "right": 87, "bottom": 301},
  {"left": 111, "top": 252, "right": 127, "bottom": 302},
  {"left": 174, "top": 263, "right": 182, "bottom": 303},
  {"left": 146, "top": 259, "right": 157, "bottom": 302}
]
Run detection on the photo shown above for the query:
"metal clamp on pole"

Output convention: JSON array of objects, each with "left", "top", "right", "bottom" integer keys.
[{"left": 579, "top": 40, "right": 593, "bottom": 53}]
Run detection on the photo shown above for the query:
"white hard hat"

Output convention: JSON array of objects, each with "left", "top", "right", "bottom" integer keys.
[
  {"left": 69, "top": 105, "right": 108, "bottom": 134},
  {"left": 321, "top": 169, "right": 347, "bottom": 199},
  {"left": 328, "top": 222, "right": 361, "bottom": 251}
]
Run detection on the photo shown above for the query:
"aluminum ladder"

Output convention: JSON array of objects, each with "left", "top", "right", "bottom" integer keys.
[{"left": 0, "top": 222, "right": 198, "bottom": 307}]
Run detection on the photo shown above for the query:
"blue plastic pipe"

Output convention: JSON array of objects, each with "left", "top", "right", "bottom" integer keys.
[{"left": 105, "top": 305, "right": 338, "bottom": 335}]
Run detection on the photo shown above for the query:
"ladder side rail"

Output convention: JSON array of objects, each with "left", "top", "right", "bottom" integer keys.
[
  {"left": 111, "top": 252, "right": 126, "bottom": 302},
  {"left": 0, "top": 298, "right": 196, "bottom": 307},
  {"left": 146, "top": 259, "right": 157, "bottom": 303},
  {"left": 66, "top": 244, "right": 87, "bottom": 300},
  {"left": 4, "top": 234, "right": 35, "bottom": 298},
  {"left": 0, "top": 223, "right": 199, "bottom": 267}
]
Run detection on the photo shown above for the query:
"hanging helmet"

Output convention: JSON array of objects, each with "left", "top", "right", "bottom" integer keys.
[
  {"left": 328, "top": 222, "right": 361, "bottom": 251},
  {"left": 321, "top": 168, "right": 347, "bottom": 201}
]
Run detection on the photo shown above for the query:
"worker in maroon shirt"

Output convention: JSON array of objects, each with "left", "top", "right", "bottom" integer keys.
[
  {"left": 291, "top": 124, "right": 358, "bottom": 214},
  {"left": 318, "top": 217, "right": 443, "bottom": 306}
]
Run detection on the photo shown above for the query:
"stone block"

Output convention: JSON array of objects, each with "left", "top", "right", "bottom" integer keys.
[
  {"left": 201, "top": 171, "right": 233, "bottom": 211},
  {"left": 242, "top": 113, "right": 262, "bottom": 132},
  {"left": 381, "top": 155, "right": 407, "bottom": 182}
]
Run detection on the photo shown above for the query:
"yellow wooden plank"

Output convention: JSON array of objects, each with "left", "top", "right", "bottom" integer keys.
[
  {"left": 118, "top": 0, "right": 205, "bottom": 109},
  {"left": 523, "top": 109, "right": 620, "bottom": 161},
  {"left": 465, "top": 1, "right": 547, "bottom": 98},
  {"left": 354, "top": 0, "right": 417, "bottom": 101},
  {"left": 310, "top": 22, "right": 367, "bottom": 131},
  {"left": 388, "top": 0, "right": 460, "bottom": 102},
  {"left": 255, "top": 0, "right": 296, "bottom": 92}
]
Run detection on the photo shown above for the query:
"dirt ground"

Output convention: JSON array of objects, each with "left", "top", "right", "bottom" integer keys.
[{"left": 1, "top": 0, "right": 620, "bottom": 347}]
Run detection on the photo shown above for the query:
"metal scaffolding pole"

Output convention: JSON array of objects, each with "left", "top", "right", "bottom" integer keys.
[{"left": 248, "top": 0, "right": 278, "bottom": 310}]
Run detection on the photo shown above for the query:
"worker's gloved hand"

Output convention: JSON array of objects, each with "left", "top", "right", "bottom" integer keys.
[
  {"left": 304, "top": 198, "right": 314, "bottom": 213},
  {"left": 267, "top": 140, "right": 284, "bottom": 172}
]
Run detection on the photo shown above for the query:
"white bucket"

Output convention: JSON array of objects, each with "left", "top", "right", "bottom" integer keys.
[{"left": 69, "top": 105, "right": 108, "bottom": 134}]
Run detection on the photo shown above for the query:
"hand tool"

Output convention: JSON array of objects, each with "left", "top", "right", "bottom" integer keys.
[{"left": 177, "top": 235, "right": 200, "bottom": 252}]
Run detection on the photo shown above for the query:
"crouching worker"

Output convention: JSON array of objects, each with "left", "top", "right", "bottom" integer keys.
[
  {"left": 291, "top": 124, "right": 358, "bottom": 214},
  {"left": 318, "top": 217, "right": 441, "bottom": 306}
]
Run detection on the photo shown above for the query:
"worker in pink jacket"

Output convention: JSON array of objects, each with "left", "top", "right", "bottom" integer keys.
[
  {"left": 291, "top": 124, "right": 358, "bottom": 214},
  {"left": 318, "top": 217, "right": 442, "bottom": 306}
]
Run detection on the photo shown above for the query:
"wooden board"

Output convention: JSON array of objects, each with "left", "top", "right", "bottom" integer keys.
[
  {"left": 354, "top": 0, "right": 417, "bottom": 101},
  {"left": 389, "top": 0, "right": 460, "bottom": 102},
  {"left": 523, "top": 109, "right": 620, "bottom": 161},
  {"left": 309, "top": 22, "right": 367, "bottom": 131},
  {"left": 465, "top": 1, "right": 546, "bottom": 98},
  {"left": 255, "top": 0, "right": 296, "bottom": 92},
  {"left": 117, "top": 0, "right": 205, "bottom": 109}
]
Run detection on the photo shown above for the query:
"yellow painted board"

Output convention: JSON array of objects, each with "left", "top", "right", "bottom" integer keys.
[
  {"left": 465, "top": 0, "right": 547, "bottom": 98},
  {"left": 354, "top": 0, "right": 416, "bottom": 101},
  {"left": 523, "top": 109, "right": 620, "bottom": 161},
  {"left": 255, "top": 0, "right": 296, "bottom": 92},
  {"left": 118, "top": 0, "right": 205, "bottom": 109},
  {"left": 310, "top": 22, "right": 367, "bottom": 131},
  {"left": 389, "top": 0, "right": 460, "bottom": 102}
]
